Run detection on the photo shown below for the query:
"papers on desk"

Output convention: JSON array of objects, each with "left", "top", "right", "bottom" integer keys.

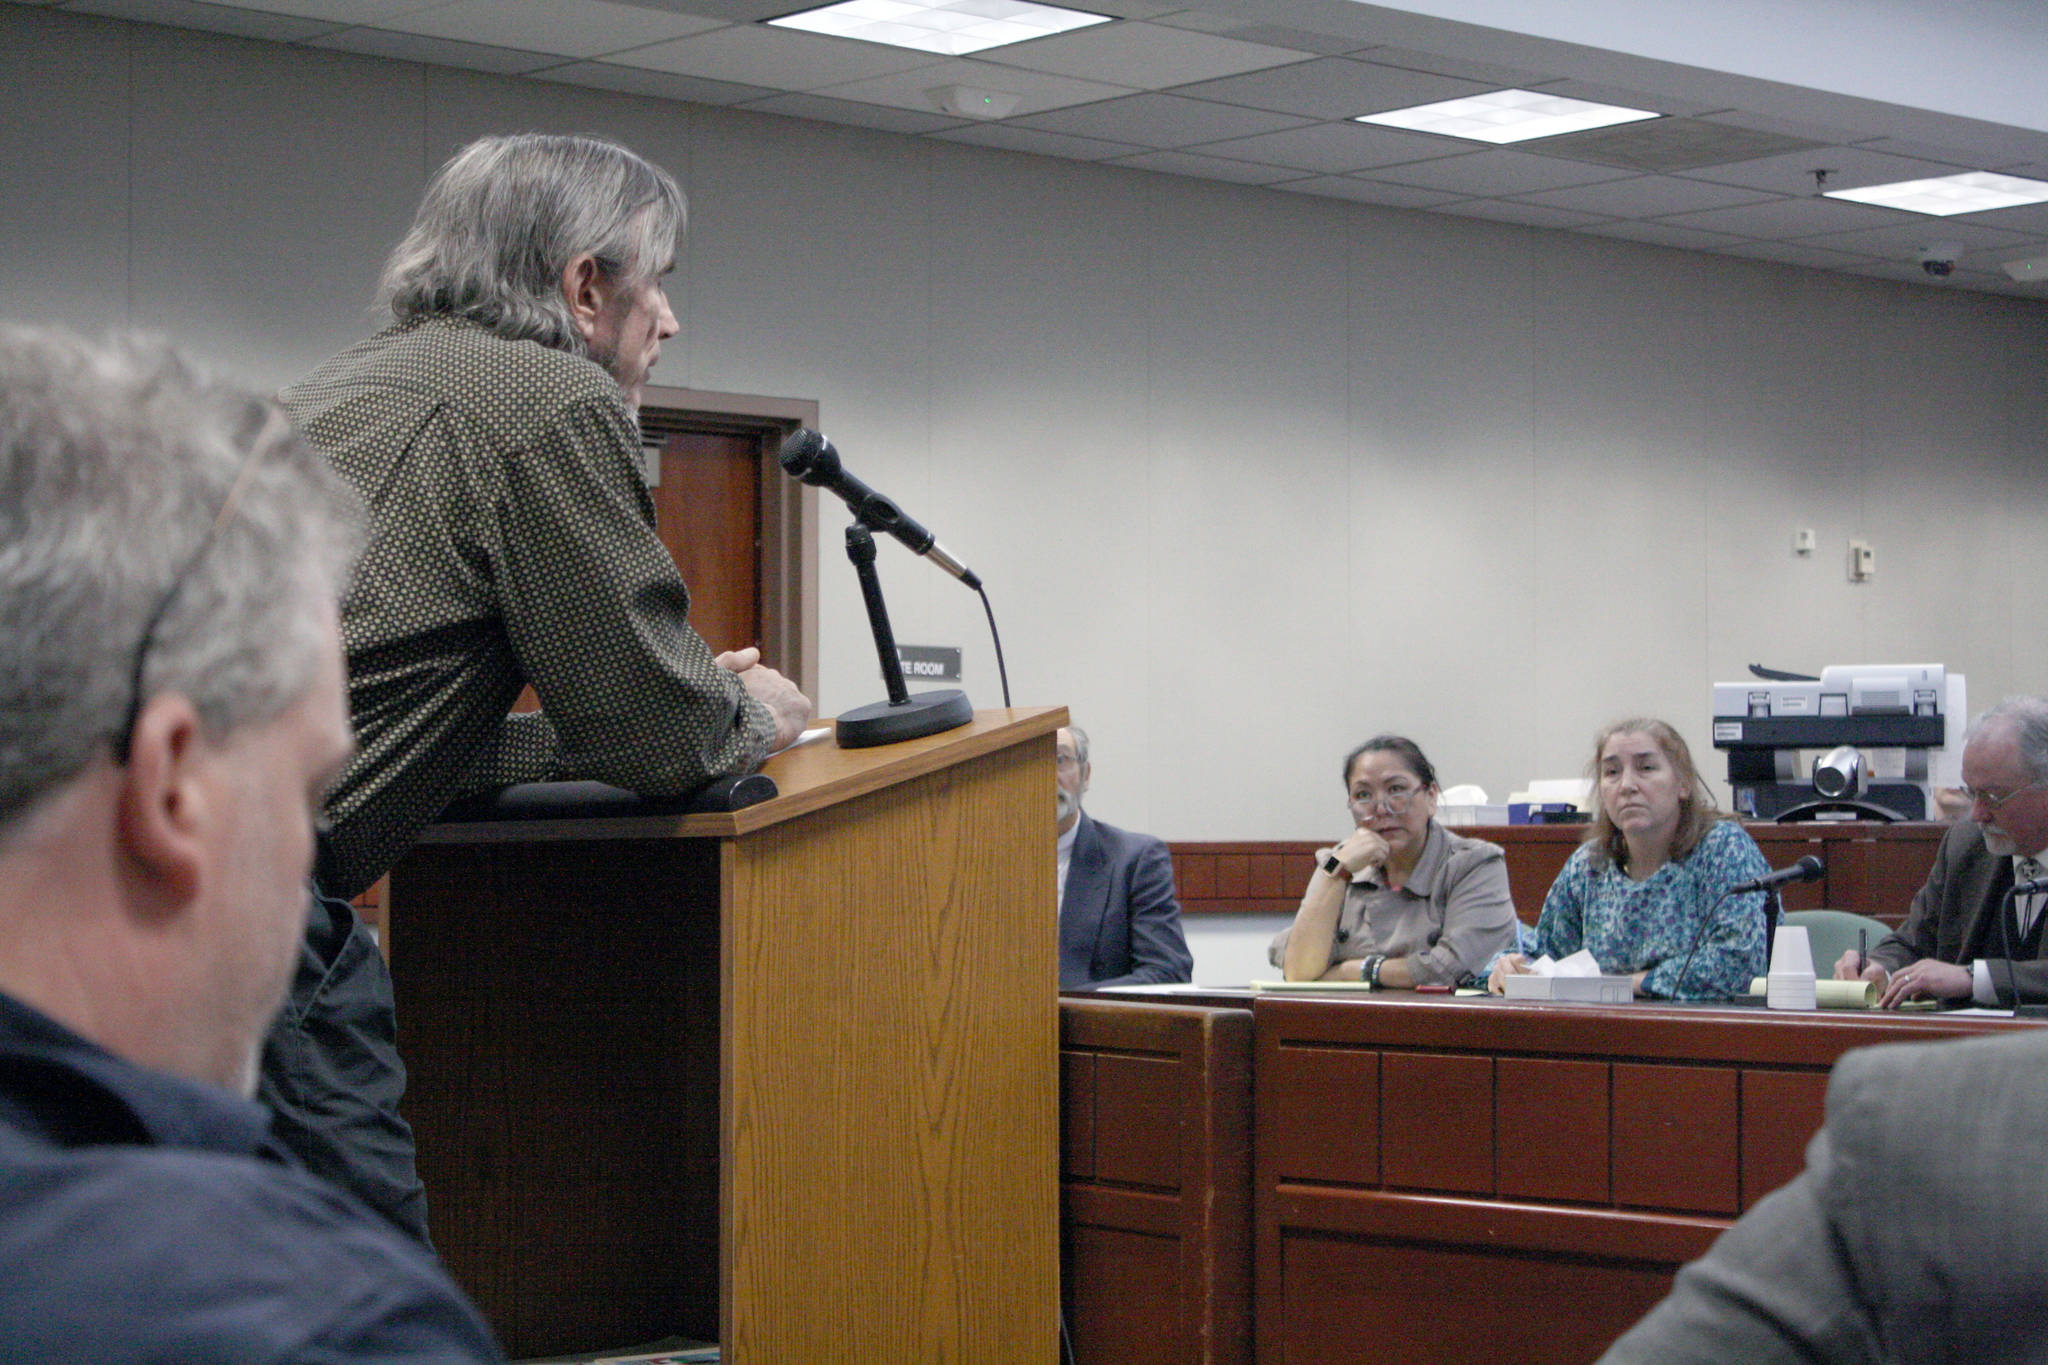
[
  {"left": 1248, "top": 980, "right": 1378, "bottom": 993},
  {"left": 1745, "top": 977, "right": 1881, "bottom": 1009}
]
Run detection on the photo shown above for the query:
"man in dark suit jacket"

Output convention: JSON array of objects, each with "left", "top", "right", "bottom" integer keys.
[
  {"left": 1835, "top": 697, "right": 2048, "bottom": 1007},
  {"left": 1057, "top": 726, "right": 1194, "bottom": 989},
  {"left": 1599, "top": 1029, "right": 2048, "bottom": 1364}
]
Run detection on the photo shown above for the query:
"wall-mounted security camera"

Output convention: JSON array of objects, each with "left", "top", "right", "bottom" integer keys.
[{"left": 1918, "top": 241, "right": 1964, "bottom": 279}]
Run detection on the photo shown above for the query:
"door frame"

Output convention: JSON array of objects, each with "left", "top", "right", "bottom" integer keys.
[{"left": 640, "top": 385, "right": 819, "bottom": 702}]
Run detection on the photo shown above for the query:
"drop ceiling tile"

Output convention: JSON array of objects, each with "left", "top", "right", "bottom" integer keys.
[
  {"left": 63, "top": 0, "right": 341, "bottom": 40},
  {"left": 1514, "top": 175, "right": 1778, "bottom": 219},
  {"left": 1195, "top": 121, "right": 1453, "bottom": 174},
  {"left": 1696, "top": 109, "right": 1875, "bottom": 146},
  {"left": 933, "top": 122, "right": 1146, "bottom": 162},
  {"left": 305, "top": 25, "right": 560, "bottom": 73},
  {"left": 743, "top": 91, "right": 967, "bottom": 133},
  {"left": 378, "top": 0, "right": 724, "bottom": 57},
  {"left": 1799, "top": 219, "right": 2041, "bottom": 257},
  {"left": 610, "top": 22, "right": 939, "bottom": 88},
  {"left": 1012, "top": 92, "right": 1307, "bottom": 148},
  {"left": 1217, "top": 24, "right": 1370, "bottom": 57},
  {"left": 1435, "top": 198, "right": 1605, "bottom": 229},
  {"left": 617, "top": 0, "right": 801, "bottom": 20},
  {"left": 182, "top": 0, "right": 441, "bottom": 19},
  {"left": 1109, "top": 149, "right": 1299, "bottom": 184},
  {"left": 1713, "top": 240, "right": 1887, "bottom": 271},
  {"left": 1271, "top": 176, "right": 1460, "bottom": 208},
  {"left": 1841, "top": 259, "right": 2010, "bottom": 292},
  {"left": 1944, "top": 200, "right": 2048, "bottom": 235},
  {"left": 1855, "top": 136, "right": 2040, "bottom": 170},
  {"left": 1169, "top": 56, "right": 1485, "bottom": 121},
  {"left": 1657, "top": 195, "right": 1909, "bottom": 240},
  {"left": 1147, "top": 11, "right": 1241, "bottom": 35},
  {"left": 1579, "top": 219, "right": 1747, "bottom": 251},
  {"left": 1367, "top": 148, "right": 1629, "bottom": 197},
  {"left": 815, "top": 58, "right": 1128, "bottom": 117},
  {"left": 979, "top": 21, "right": 1306, "bottom": 88},
  {"left": 1678, "top": 144, "right": 1967, "bottom": 196},
  {"left": 1532, "top": 78, "right": 1715, "bottom": 119},
  {"left": 1359, "top": 45, "right": 1546, "bottom": 87},
  {"left": 536, "top": 58, "right": 771, "bottom": 104}
]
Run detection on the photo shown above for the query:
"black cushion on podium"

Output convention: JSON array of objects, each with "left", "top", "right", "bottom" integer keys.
[{"left": 437, "top": 774, "right": 778, "bottom": 823}]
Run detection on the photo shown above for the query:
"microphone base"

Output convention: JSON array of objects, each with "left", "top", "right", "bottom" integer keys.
[{"left": 835, "top": 689, "right": 974, "bottom": 749}]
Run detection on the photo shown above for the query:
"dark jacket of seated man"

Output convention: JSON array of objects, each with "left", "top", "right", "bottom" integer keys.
[
  {"left": 1060, "top": 811, "right": 1195, "bottom": 989},
  {"left": 0, "top": 993, "right": 498, "bottom": 1362}
]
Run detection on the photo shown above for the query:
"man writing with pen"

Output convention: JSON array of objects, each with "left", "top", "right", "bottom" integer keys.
[{"left": 1835, "top": 696, "right": 2048, "bottom": 1008}]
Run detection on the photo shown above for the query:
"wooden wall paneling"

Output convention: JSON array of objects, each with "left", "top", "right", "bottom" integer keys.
[
  {"left": 1496, "top": 1056, "right": 1610, "bottom": 1205},
  {"left": 1059, "top": 999, "right": 1252, "bottom": 1365},
  {"left": 1275, "top": 1230, "right": 1679, "bottom": 1365},
  {"left": 1261, "top": 1044, "right": 1378, "bottom": 1187},
  {"left": 1611, "top": 1064, "right": 1741, "bottom": 1215},
  {"left": 1062, "top": 1049, "right": 1097, "bottom": 1180},
  {"left": 1096, "top": 1052, "right": 1190, "bottom": 1190},
  {"left": 1739, "top": 1068, "right": 1830, "bottom": 1209},
  {"left": 1379, "top": 1052, "right": 1493, "bottom": 1194}
]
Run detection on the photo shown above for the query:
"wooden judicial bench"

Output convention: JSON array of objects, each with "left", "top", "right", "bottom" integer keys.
[
  {"left": 1167, "top": 821, "right": 1948, "bottom": 927},
  {"left": 379, "top": 708, "right": 1064, "bottom": 1363},
  {"left": 1060, "top": 990, "right": 2040, "bottom": 1365}
]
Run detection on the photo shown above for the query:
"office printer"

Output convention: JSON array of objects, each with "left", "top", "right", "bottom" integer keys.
[{"left": 1711, "top": 663, "right": 1965, "bottom": 821}]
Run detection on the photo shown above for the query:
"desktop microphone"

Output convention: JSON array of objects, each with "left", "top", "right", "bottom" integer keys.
[
  {"left": 1666, "top": 857, "right": 1823, "bottom": 1000},
  {"left": 778, "top": 429, "right": 982, "bottom": 589},
  {"left": 1727, "top": 855, "right": 1826, "bottom": 896}
]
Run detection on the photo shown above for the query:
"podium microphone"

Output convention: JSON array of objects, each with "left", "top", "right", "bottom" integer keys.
[
  {"left": 1727, "top": 855, "right": 1826, "bottom": 896},
  {"left": 778, "top": 429, "right": 981, "bottom": 590}
]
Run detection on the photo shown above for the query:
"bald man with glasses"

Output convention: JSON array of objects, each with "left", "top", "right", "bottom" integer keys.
[{"left": 1835, "top": 696, "right": 2048, "bottom": 1008}]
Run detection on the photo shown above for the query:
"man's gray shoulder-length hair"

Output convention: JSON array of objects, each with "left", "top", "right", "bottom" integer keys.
[
  {"left": 0, "top": 326, "right": 363, "bottom": 833},
  {"left": 380, "top": 132, "right": 686, "bottom": 354}
]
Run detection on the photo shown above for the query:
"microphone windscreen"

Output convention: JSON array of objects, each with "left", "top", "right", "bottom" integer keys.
[{"left": 778, "top": 427, "right": 830, "bottom": 480}]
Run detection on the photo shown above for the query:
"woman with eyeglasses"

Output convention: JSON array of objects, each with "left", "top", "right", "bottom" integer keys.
[
  {"left": 1270, "top": 735, "right": 1519, "bottom": 987},
  {"left": 1487, "top": 717, "right": 1769, "bottom": 1000}
]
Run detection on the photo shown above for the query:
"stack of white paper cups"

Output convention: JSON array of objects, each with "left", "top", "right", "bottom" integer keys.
[{"left": 1766, "top": 924, "right": 1818, "bottom": 1010}]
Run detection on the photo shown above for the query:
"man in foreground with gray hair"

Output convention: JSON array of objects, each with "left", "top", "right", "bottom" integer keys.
[
  {"left": 1832, "top": 695, "right": 2048, "bottom": 1007},
  {"left": 0, "top": 326, "right": 498, "bottom": 1359},
  {"left": 280, "top": 132, "right": 812, "bottom": 1237}
]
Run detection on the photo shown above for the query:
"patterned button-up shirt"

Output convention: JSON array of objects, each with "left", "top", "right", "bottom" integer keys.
[{"left": 283, "top": 317, "right": 774, "bottom": 897}]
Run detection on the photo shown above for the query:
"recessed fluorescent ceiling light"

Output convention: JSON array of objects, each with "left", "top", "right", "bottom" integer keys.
[
  {"left": 768, "top": 0, "right": 1110, "bottom": 55},
  {"left": 1356, "top": 89, "right": 1659, "bottom": 144},
  {"left": 1823, "top": 171, "right": 2048, "bottom": 217}
]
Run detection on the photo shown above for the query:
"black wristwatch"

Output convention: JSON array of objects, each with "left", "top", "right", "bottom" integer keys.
[
  {"left": 1322, "top": 853, "right": 1346, "bottom": 879},
  {"left": 1362, "top": 953, "right": 1386, "bottom": 989}
]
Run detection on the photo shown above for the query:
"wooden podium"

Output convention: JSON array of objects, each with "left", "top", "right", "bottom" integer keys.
[{"left": 384, "top": 708, "right": 1065, "bottom": 1361}]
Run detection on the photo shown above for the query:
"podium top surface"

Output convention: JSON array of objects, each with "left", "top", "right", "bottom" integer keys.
[{"left": 418, "top": 706, "right": 1066, "bottom": 845}]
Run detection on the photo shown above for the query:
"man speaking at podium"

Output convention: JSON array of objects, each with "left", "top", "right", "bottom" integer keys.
[
  {"left": 1057, "top": 726, "right": 1194, "bottom": 988},
  {"left": 276, "top": 133, "right": 811, "bottom": 1239}
]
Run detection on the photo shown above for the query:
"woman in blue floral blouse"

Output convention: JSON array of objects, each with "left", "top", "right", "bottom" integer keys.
[{"left": 1488, "top": 718, "right": 1769, "bottom": 1000}]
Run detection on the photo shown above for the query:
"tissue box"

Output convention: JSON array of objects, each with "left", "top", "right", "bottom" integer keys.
[{"left": 1502, "top": 974, "right": 1634, "bottom": 1003}]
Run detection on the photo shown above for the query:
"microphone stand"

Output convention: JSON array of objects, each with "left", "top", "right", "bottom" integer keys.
[{"left": 833, "top": 523, "right": 973, "bottom": 749}]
